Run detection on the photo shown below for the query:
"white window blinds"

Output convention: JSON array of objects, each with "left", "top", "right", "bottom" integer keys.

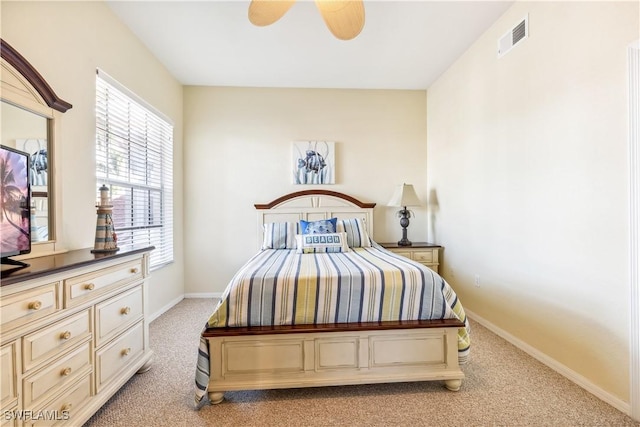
[{"left": 95, "top": 70, "right": 174, "bottom": 269}]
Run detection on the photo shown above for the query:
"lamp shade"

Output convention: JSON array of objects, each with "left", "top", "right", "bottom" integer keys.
[{"left": 387, "top": 184, "right": 422, "bottom": 207}]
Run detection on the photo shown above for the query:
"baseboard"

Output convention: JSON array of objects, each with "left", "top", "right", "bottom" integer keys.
[
  {"left": 149, "top": 294, "right": 184, "bottom": 323},
  {"left": 466, "top": 309, "right": 631, "bottom": 416},
  {"left": 184, "top": 292, "right": 223, "bottom": 299}
]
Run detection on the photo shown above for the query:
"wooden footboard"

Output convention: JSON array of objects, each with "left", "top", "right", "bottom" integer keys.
[{"left": 202, "top": 319, "right": 465, "bottom": 403}]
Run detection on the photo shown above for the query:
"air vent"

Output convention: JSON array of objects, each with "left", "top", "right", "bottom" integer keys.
[{"left": 498, "top": 14, "right": 529, "bottom": 58}]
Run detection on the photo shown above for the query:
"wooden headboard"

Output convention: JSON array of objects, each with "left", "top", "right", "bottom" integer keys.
[{"left": 255, "top": 190, "right": 376, "bottom": 249}]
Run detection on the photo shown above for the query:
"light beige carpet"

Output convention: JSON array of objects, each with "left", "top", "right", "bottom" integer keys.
[{"left": 85, "top": 298, "right": 639, "bottom": 426}]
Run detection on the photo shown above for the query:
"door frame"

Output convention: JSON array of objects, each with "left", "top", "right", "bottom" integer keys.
[{"left": 629, "top": 39, "right": 639, "bottom": 421}]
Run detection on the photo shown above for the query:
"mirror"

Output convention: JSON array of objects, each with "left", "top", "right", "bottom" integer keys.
[
  {"left": 1, "top": 38, "right": 71, "bottom": 251},
  {"left": 1, "top": 101, "right": 51, "bottom": 242}
]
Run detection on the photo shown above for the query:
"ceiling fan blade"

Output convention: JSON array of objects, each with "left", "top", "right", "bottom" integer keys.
[
  {"left": 315, "top": 0, "right": 365, "bottom": 40},
  {"left": 248, "top": 0, "right": 296, "bottom": 27}
]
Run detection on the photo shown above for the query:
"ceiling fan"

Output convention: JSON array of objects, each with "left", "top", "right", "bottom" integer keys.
[{"left": 248, "top": 0, "right": 365, "bottom": 41}]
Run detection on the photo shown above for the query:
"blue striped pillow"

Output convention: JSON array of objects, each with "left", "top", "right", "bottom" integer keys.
[
  {"left": 337, "top": 218, "right": 371, "bottom": 248},
  {"left": 262, "top": 222, "right": 300, "bottom": 249}
]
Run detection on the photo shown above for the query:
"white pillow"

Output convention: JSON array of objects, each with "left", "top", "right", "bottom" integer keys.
[{"left": 295, "top": 232, "right": 350, "bottom": 254}]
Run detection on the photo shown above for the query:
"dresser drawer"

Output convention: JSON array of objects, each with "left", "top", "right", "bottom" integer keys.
[
  {"left": 27, "top": 374, "right": 91, "bottom": 427},
  {"left": 1, "top": 283, "right": 60, "bottom": 332},
  {"left": 23, "top": 310, "right": 91, "bottom": 372},
  {"left": 95, "top": 286, "right": 143, "bottom": 347},
  {"left": 381, "top": 244, "right": 441, "bottom": 274},
  {"left": 23, "top": 342, "right": 91, "bottom": 408},
  {"left": 393, "top": 251, "right": 413, "bottom": 259},
  {"left": 1, "top": 341, "right": 18, "bottom": 408},
  {"left": 95, "top": 321, "right": 144, "bottom": 393},
  {"left": 64, "top": 259, "right": 142, "bottom": 308},
  {"left": 413, "top": 250, "right": 435, "bottom": 263}
]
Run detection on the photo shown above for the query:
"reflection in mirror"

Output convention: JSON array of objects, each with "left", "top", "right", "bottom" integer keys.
[{"left": 1, "top": 101, "right": 50, "bottom": 242}]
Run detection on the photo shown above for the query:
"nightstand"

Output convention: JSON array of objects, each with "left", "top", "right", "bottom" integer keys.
[{"left": 379, "top": 242, "right": 442, "bottom": 273}]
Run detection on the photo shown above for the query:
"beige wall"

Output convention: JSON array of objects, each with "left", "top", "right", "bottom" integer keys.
[
  {"left": 427, "top": 1, "right": 639, "bottom": 403},
  {"left": 1, "top": 1, "right": 185, "bottom": 316},
  {"left": 183, "top": 87, "right": 428, "bottom": 294}
]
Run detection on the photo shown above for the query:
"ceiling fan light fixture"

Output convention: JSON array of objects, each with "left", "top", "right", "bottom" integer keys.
[
  {"left": 315, "top": 0, "right": 365, "bottom": 41},
  {"left": 248, "top": 0, "right": 365, "bottom": 40},
  {"left": 248, "top": 0, "right": 296, "bottom": 27}
]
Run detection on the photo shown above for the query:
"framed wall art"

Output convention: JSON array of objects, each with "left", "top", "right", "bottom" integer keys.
[{"left": 292, "top": 140, "right": 335, "bottom": 185}]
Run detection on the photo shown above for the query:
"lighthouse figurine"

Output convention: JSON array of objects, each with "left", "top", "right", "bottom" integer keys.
[{"left": 91, "top": 184, "right": 119, "bottom": 253}]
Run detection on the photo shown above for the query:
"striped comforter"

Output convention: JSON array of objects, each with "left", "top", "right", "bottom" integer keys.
[{"left": 195, "top": 245, "right": 470, "bottom": 403}]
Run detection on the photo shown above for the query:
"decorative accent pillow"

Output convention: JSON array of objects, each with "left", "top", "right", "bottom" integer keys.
[
  {"left": 261, "top": 222, "right": 300, "bottom": 250},
  {"left": 299, "top": 218, "right": 338, "bottom": 235},
  {"left": 295, "top": 232, "right": 350, "bottom": 253},
  {"left": 337, "top": 218, "right": 372, "bottom": 248}
]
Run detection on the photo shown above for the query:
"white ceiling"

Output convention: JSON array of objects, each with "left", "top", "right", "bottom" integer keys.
[{"left": 107, "top": 1, "right": 514, "bottom": 90}]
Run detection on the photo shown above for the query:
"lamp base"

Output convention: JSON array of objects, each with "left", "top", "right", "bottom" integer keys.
[
  {"left": 397, "top": 206, "right": 412, "bottom": 247},
  {"left": 397, "top": 239, "right": 413, "bottom": 247}
]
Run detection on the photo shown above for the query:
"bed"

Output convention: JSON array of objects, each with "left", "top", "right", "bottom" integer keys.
[{"left": 195, "top": 190, "right": 470, "bottom": 406}]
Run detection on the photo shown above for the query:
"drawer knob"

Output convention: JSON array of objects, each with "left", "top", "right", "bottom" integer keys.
[
  {"left": 121, "top": 347, "right": 131, "bottom": 356},
  {"left": 61, "top": 367, "right": 72, "bottom": 376},
  {"left": 121, "top": 306, "right": 131, "bottom": 315},
  {"left": 61, "top": 403, "right": 72, "bottom": 412},
  {"left": 28, "top": 301, "right": 42, "bottom": 310},
  {"left": 84, "top": 283, "right": 95, "bottom": 291},
  {"left": 60, "top": 331, "right": 72, "bottom": 340},
  {"left": 131, "top": 267, "right": 140, "bottom": 274}
]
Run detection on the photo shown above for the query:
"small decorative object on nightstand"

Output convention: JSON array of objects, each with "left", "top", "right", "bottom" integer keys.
[
  {"left": 92, "top": 184, "right": 119, "bottom": 253},
  {"left": 380, "top": 242, "right": 442, "bottom": 273},
  {"left": 387, "top": 183, "right": 423, "bottom": 246}
]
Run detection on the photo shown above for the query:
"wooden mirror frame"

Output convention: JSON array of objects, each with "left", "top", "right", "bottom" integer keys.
[
  {"left": 1, "top": 39, "right": 72, "bottom": 113},
  {"left": 1, "top": 38, "right": 72, "bottom": 255}
]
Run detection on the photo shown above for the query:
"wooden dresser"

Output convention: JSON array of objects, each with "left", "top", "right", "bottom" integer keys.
[
  {"left": 379, "top": 242, "right": 442, "bottom": 273},
  {"left": 0, "top": 247, "right": 153, "bottom": 426}
]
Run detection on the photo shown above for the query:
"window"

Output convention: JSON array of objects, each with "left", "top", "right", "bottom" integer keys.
[{"left": 95, "top": 69, "right": 173, "bottom": 269}]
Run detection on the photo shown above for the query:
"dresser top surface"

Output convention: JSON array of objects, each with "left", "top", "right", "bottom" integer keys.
[{"left": 1, "top": 246, "right": 154, "bottom": 286}]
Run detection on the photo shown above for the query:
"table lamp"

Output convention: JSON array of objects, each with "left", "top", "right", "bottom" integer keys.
[{"left": 387, "top": 183, "right": 422, "bottom": 246}]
